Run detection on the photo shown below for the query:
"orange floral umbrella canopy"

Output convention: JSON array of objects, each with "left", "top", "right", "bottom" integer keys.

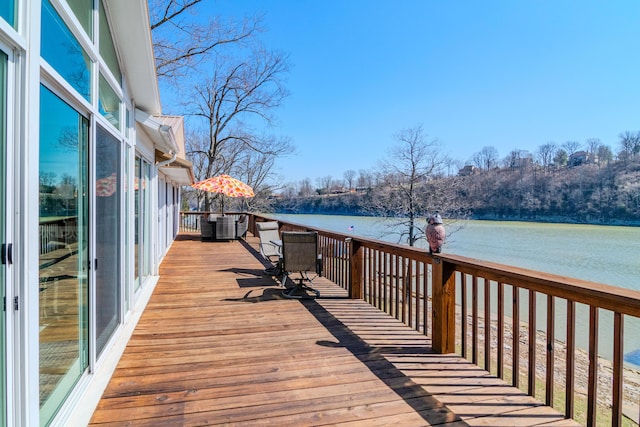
[
  {"left": 96, "top": 173, "right": 117, "bottom": 197},
  {"left": 191, "top": 174, "right": 255, "bottom": 198}
]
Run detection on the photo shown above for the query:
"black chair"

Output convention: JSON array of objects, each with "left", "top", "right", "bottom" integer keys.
[{"left": 280, "top": 231, "right": 321, "bottom": 299}]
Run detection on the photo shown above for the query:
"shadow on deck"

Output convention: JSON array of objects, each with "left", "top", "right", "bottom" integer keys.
[{"left": 89, "top": 233, "right": 579, "bottom": 426}]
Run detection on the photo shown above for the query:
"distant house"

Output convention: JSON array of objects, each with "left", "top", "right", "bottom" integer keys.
[
  {"left": 458, "top": 165, "right": 478, "bottom": 176},
  {"left": 568, "top": 150, "right": 591, "bottom": 167},
  {"left": 1, "top": 1, "right": 194, "bottom": 425}
]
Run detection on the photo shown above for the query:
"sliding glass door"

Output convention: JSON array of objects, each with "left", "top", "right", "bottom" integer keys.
[
  {"left": 39, "top": 85, "right": 89, "bottom": 425},
  {"left": 0, "top": 49, "right": 7, "bottom": 427}
]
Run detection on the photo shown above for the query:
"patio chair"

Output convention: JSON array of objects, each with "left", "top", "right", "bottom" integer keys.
[
  {"left": 256, "top": 221, "right": 282, "bottom": 274},
  {"left": 215, "top": 216, "right": 235, "bottom": 240},
  {"left": 280, "top": 231, "right": 321, "bottom": 299}
]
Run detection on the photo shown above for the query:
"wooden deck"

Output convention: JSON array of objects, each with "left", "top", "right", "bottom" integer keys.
[{"left": 89, "top": 233, "right": 580, "bottom": 426}]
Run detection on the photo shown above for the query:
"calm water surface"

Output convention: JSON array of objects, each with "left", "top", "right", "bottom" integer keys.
[{"left": 270, "top": 214, "right": 640, "bottom": 366}]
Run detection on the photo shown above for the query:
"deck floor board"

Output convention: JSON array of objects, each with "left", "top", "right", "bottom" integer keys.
[{"left": 89, "top": 233, "right": 579, "bottom": 426}]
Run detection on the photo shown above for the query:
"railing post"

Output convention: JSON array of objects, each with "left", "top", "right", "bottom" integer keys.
[
  {"left": 432, "top": 256, "right": 456, "bottom": 354},
  {"left": 349, "top": 239, "right": 363, "bottom": 299}
]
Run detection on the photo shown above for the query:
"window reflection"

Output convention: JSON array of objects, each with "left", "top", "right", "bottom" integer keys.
[
  {"left": 41, "top": 0, "right": 91, "bottom": 102},
  {"left": 39, "top": 85, "right": 89, "bottom": 424}
]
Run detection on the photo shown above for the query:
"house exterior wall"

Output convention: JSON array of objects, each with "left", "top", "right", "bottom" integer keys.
[{"left": 0, "top": 1, "right": 190, "bottom": 425}]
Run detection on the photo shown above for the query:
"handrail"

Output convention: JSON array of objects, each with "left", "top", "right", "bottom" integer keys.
[
  {"left": 440, "top": 253, "right": 640, "bottom": 316},
  {"left": 181, "top": 211, "right": 640, "bottom": 425}
]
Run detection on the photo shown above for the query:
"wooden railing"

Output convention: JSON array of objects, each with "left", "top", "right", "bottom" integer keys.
[
  {"left": 181, "top": 211, "right": 640, "bottom": 425},
  {"left": 179, "top": 211, "right": 245, "bottom": 233}
]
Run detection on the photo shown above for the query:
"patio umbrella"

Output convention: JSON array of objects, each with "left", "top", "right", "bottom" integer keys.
[{"left": 191, "top": 174, "right": 254, "bottom": 214}]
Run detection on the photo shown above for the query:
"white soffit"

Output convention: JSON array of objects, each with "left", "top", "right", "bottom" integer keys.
[
  {"left": 160, "top": 164, "right": 195, "bottom": 186},
  {"left": 135, "top": 108, "right": 178, "bottom": 154},
  {"left": 104, "top": 0, "right": 161, "bottom": 114}
]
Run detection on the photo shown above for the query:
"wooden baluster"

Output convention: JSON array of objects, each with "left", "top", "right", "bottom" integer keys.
[
  {"left": 587, "top": 306, "right": 598, "bottom": 426},
  {"left": 461, "top": 273, "right": 468, "bottom": 359},
  {"left": 422, "top": 262, "right": 429, "bottom": 337},
  {"left": 546, "top": 295, "right": 555, "bottom": 407},
  {"left": 513, "top": 285, "right": 520, "bottom": 389},
  {"left": 565, "top": 300, "right": 575, "bottom": 420},
  {"left": 472, "top": 275, "right": 479, "bottom": 365},
  {"left": 484, "top": 278, "right": 491, "bottom": 372},
  {"left": 395, "top": 255, "right": 400, "bottom": 320},
  {"left": 612, "top": 312, "right": 623, "bottom": 427},
  {"left": 402, "top": 257, "right": 409, "bottom": 324},
  {"left": 498, "top": 281, "right": 504, "bottom": 379},
  {"left": 368, "top": 248, "right": 374, "bottom": 304},
  {"left": 383, "top": 252, "right": 389, "bottom": 314},
  {"left": 528, "top": 289, "right": 537, "bottom": 398},
  {"left": 406, "top": 258, "right": 414, "bottom": 327}
]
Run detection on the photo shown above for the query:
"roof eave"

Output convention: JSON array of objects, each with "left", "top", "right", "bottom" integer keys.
[{"left": 104, "top": 0, "right": 161, "bottom": 114}]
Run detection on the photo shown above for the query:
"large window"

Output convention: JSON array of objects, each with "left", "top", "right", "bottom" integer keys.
[
  {"left": 0, "top": 0, "right": 15, "bottom": 28},
  {"left": 98, "top": 0, "right": 122, "bottom": 83},
  {"left": 41, "top": 0, "right": 91, "bottom": 102},
  {"left": 39, "top": 85, "right": 89, "bottom": 426},
  {"left": 95, "top": 126, "right": 121, "bottom": 356},
  {"left": 66, "top": 0, "right": 93, "bottom": 39},
  {"left": 98, "top": 73, "right": 120, "bottom": 130}
]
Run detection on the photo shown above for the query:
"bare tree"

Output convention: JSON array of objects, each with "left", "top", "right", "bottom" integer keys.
[
  {"left": 537, "top": 142, "right": 557, "bottom": 173},
  {"left": 149, "top": 0, "right": 263, "bottom": 81},
  {"left": 618, "top": 131, "right": 640, "bottom": 161},
  {"left": 357, "top": 169, "right": 373, "bottom": 189},
  {"left": 149, "top": 1, "right": 294, "bottom": 212},
  {"left": 596, "top": 144, "right": 613, "bottom": 167},
  {"left": 343, "top": 170, "right": 356, "bottom": 191},
  {"left": 298, "top": 178, "right": 314, "bottom": 197},
  {"left": 472, "top": 146, "right": 499, "bottom": 170},
  {"left": 585, "top": 138, "right": 601, "bottom": 155},
  {"left": 503, "top": 149, "right": 532, "bottom": 171},
  {"left": 562, "top": 140, "right": 581, "bottom": 156},
  {"left": 317, "top": 175, "right": 333, "bottom": 194},
  {"left": 186, "top": 48, "right": 292, "bottom": 210},
  {"left": 368, "top": 125, "right": 449, "bottom": 247}
]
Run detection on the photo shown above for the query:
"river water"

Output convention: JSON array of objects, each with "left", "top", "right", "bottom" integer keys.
[{"left": 269, "top": 213, "right": 640, "bottom": 367}]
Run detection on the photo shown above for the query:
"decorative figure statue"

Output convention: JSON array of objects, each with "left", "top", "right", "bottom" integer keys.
[{"left": 425, "top": 213, "right": 446, "bottom": 254}]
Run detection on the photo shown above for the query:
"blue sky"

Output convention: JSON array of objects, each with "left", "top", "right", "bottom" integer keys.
[{"left": 200, "top": 0, "right": 640, "bottom": 184}]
